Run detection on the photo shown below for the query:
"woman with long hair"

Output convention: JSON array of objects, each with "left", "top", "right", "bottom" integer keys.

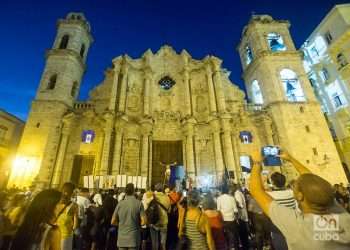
[{"left": 11, "top": 189, "right": 62, "bottom": 250}]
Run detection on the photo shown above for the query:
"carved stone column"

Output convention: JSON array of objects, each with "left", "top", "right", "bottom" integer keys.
[
  {"left": 118, "top": 62, "right": 129, "bottom": 113},
  {"left": 100, "top": 113, "right": 114, "bottom": 176},
  {"left": 140, "top": 120, "right": 152, "bottom": 177},
  {"left": 36, "top": 123, "right": 63, "bottom": 189},
  {"left": 205, "top": 64, "right": 217, "bottom": 114},
  {"left": 182, "top": 53, "right": 192, "bottom": 117},
  {"left": 210, "top": 118, "right": 225, "bottom": 177},
  {"left": 111, "top": 125, "right": 123, "bottom": 175},
  {"left": 183, "top": 119, "right": 196, "bottom": 177},
  {"left": 221, "top": 117, "right": 236, "bottom": 180},
  {"left": 51, "top": 125, "right": 70, "bottom": 188},
  {"left": 109, "top": 57, "right": 122, "bottom": 111},
  {"left": 212, "top": 57, "right": 226, "bottom": 113},
  {"left": 231, "top": 125, "right": 242, "bottom": 182},
  {"left": 143, "top": 68, "right": 152, "bottom": 117}
]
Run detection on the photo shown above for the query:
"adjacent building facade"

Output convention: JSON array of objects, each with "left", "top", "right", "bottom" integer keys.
[
  {"left": 0, "top": 109, "right": 24, "bottom": 189},
  {"left": 7, "top": 12, "right": 348, "bottom": 189},
  {"left": 301, "top": 4, "right": 350, "bottom": 177}
]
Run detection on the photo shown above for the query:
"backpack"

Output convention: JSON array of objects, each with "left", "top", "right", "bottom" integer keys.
[{"left": 146, "top": 199, "right": 160, "bottom": 225}]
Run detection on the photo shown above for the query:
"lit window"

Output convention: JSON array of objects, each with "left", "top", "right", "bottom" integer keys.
[
  {"left": 324, "top": 31, "right": 333, "bottom": 45},
  {"left": 332, "top": 93, "right": 344, "bottom": 108},
  {"left": 251, "top": 80, "right": 263, "bottom": 104},
  {"left": 159, "top": 76, "right": 175, "bottom": 90},
  {"left": 267, "top": 33, "right": 286, "bottom": 52},
  {"left": 82, "top": 130, "right": 95, "bottom": 144},
  {"left": 239, "top": 131, "right": 253, "bottom": 144},
  {"left": 310, "top": 46, "right": 319, "bottom": 58},
  {"left": 280, "top": 69, "right": 306, "bottom": 102},
  {"left": 337, "top": 53, "right": 348, "bottom": 69},
  {"left": 320, "top": 68, "right": 329, "bottom": 82},
  {"left": 245, "top": 45, "right": 253, "bottom": 65},
  {"left": 240, "top": 155, "right": 251, "bottom": 173}
]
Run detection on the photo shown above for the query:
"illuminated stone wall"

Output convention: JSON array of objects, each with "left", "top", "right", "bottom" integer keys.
[{"left": 11, "top": 12, "right": 348, "bottom": 189}]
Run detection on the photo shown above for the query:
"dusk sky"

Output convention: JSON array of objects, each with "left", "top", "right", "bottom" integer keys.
[{"left": 0, "top": 0, "right": 348, "bottom": 121}]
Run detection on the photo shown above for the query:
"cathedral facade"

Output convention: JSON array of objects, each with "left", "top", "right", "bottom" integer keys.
[{"left": 8, "top": 13, "right": 348, "bottom": 189}]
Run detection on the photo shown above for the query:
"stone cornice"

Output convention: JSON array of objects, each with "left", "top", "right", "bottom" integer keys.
[
  {"left": 46, "top": 49, "right": 86, "bottom": 72},
  {"left": 242, "top": 50, "right": 302, "bottom": 79},
  {"left": 57, "top": 19, "right": 94, "bottom": 43}
]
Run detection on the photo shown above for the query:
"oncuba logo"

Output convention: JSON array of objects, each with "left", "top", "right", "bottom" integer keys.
[{"left": 313, "top": 214, "right": 339, "bottom": 241}]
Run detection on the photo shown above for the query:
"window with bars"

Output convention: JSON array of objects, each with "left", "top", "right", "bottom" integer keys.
[
  {"left": 320, "top": 68, "right": 329, "bottom": 82},
  {"left": 332, "top": 92, "right": 344, "bottom": 109}
]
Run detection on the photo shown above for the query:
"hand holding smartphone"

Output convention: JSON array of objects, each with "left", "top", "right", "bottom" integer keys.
[{"left": 261, "top": 145, "right": 282, "bottom": 166}]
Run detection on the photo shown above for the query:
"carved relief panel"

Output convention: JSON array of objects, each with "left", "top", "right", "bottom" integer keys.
[
  {"left": 126, "top": 73, "right": 143, "bottom": 116},
  {"left": 121, "top": 137, "right": 140, "bottom": 176}
]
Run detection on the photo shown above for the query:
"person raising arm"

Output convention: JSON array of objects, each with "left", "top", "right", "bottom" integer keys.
[
  {"left": 249, "top": 149, "right": 350, "bottom": 250},
  {"left": 279, "top": 151, "right": 311, "bottom": 175}
]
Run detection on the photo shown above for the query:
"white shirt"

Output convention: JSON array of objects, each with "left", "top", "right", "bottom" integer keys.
[
  {"left": 76, "top": 195, "right": 91, "bottom": 219},
  {"left": 118, "top": 192, "right": 126, "bottom": 202},
  {"left": 217, "top": 194, "right": 238, "bottom": 221},
  {"left": 93, "top": 193, "right": 103, "bottom": 207},
  {"left": 234, "top": 190, "right": 249, "bottom": 222}
]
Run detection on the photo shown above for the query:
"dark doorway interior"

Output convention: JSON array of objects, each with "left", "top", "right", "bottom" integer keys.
[
  {"left": 152, "top": 140, "right": 183, "bottom": 186},
  {"left": 71, "top": 155, "right": 95, "bottom": 186}
]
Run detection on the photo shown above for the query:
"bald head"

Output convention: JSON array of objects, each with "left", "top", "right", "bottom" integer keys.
[{"left": 295, "top": 174, "right": 334, "bottom": 211}]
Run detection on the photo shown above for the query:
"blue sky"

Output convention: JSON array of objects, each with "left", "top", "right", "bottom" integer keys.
[{"left": 0, "top": 0, "right": 348, "bottom": 120}]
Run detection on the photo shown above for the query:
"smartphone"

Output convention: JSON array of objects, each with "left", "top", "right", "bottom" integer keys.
[
  {"left": 262, "top": 146, "right": 282, "bottom": 166},
  {"left": 183, "top": 190, "right": 187, "bottom": 197}
]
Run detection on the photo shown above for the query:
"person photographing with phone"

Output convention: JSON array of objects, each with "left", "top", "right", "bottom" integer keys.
[{"left": 249, "top": 148, "right": 350, "bottom": 250}]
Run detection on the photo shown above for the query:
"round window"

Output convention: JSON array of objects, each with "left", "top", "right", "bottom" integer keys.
[{"left": 158, "top": 76, "right": 175, "bottom": 90}]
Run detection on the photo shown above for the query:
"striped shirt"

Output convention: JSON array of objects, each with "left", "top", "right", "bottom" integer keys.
[
  {"left": 185, "top": 218, "right": 209, "bottom": 250},
  {"left": 267, "top": 189, "right": 296, "bottom": 209}
]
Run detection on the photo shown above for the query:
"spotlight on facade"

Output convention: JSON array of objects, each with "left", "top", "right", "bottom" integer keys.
[{"left": 8, "top": 155, "right": 40, "bottom": 188}]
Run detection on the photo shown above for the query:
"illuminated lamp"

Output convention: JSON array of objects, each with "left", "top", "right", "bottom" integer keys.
[{"left": 8, "top": 155, "right": 41, "bottom": 188}]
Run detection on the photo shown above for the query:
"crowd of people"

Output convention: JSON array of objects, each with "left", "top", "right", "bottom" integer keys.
[{"left": 0, "top": 150, "right": 349, "bottom": 250}]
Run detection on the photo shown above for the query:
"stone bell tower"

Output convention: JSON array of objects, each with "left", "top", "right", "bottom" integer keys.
[
  {"left": 237, "top": 15, "right": 347, "bottom": 184},
  {"left": 8, "top": 13, "right": 93, "bottom": 188}
]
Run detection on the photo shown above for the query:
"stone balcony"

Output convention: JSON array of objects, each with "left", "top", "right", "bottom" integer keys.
[
  {"left": 73, "top": 101, "right": 95, "bottom": 110},
  {"left": 245, "top": 103, "right": 264, "bottom": 112}
]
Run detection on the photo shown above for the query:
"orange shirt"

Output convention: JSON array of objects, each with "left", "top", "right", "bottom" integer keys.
[{"left": 168, "top": 191, "right": 180, "bottom": 205}]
